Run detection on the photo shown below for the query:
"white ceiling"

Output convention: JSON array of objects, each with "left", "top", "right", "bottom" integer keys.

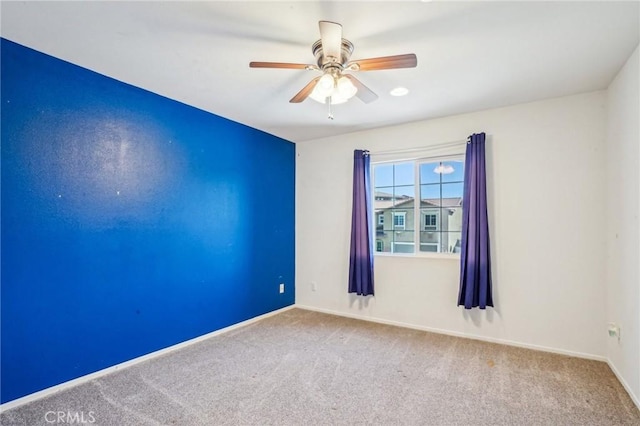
[{"left": 1, "top": 1, "right": 638, "bottom": 143}]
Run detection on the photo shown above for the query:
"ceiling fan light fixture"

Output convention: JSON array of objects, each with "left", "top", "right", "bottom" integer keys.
[
  {"left": 309, "top": 73, "right": 356, "bottom": 105},
  {"left": 314, "top": 73, "right": 335, "bottom": 98},
  {"left": 336, "top": 76, "right": 357, "bottom": 100}
]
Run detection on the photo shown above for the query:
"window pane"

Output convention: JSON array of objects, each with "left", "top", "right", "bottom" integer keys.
[
  {"left": 394, "top": 162, "right": 414, "bottom": 186},
  {"left": 373, "top": 188, "right": 394, "bottom": 217},
  {"left": 441, "top": 182, "right": 464, "bottom": 198},
  {"left": 377, "top": 225, "right": 414, "bottom": 250},
  {"left": 393, "top": 229, "right": 413, "bottom": 241},
  {"left": 374, "top": 164, "right": 393, "bottom": 187},
  {"left": 420, "top": 184, "right": 440, "bottom": 203},
  {"left": 442, "top": 232, "right": 462, "bottom": 253},
  {"left": 443, "top": 207, "right": 463, "bottom": 232},
  {"left": 393, "top": 224, "right": 414, "bottom": 253},
  {"left": 419, "top": 162, "right": 440, "bottom": 184},
  {"left": 419, "top": 231, "right": 440, "bottom": 252},
  {"left": 441, "top": 160, "right": 465, "bottom": 183},
  {"left": 394, "top": 185, "right": 414, "bottom": 206}
]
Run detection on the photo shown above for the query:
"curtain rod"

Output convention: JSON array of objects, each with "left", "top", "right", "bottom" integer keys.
[{"left": 371, "top": 138, "right": 468, "bottom": 156}]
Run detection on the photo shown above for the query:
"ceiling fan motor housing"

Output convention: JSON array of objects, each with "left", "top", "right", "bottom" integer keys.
[{"left": 312, "top": 38, "right": 354, "bottom": 70}]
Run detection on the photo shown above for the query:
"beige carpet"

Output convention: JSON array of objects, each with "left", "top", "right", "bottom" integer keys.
[{"left": 2, "top": 308, "right": 639, "bottom": 425}]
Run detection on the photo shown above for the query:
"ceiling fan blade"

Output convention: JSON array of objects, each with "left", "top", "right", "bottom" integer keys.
[
  {"left": 319, "top": 21, "right": 343, "bottom": 61},
  {"left": 250, "top": 62, "right": 313, "bottom": 70},
  {"left": 290, "top": 77, "right": 321, "bottom": 103},
  {"left": 348, "top": 54, "right": 417, "bottom": 71},
  {"left": 343, "top": 75, "right": 378, "bottom": 104}
]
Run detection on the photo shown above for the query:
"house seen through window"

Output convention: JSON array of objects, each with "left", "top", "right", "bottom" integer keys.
[{"left": 373, "top": 157, "right": 465, "bottom": 254}]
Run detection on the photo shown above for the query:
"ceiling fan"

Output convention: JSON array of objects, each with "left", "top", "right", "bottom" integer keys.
[{"left": 249, "top": 21, "right": 417, "bottom": 118}]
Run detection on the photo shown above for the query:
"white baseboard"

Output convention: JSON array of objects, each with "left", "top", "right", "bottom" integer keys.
[
  {"left": 295, "top": 304, "right": 607, "bottom": 362},
  {"left": 0, "top": 305, "right": 295, "bottom": 413},
  {"left": 607, "top": 359, "right": 640, "bottom": 411}
]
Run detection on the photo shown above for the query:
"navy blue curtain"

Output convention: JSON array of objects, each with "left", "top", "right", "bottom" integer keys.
[
  {"left": 458, "top": 133, "right": 493, "bottom": 309},
  {"left": 349, "top": 150, "right": 374, "bottom": 296}
]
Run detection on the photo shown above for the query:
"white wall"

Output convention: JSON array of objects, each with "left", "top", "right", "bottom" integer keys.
[
  {"left": 296, "top": 91, "right": 607, "bottom": 359},
  {"left": 605, "top": 45, "right": 639, "bottom": 405}
]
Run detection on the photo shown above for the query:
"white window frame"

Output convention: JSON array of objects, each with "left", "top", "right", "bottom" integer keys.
[
  {"left": 378, "top": 213, "right": 385, "bottom": 226},
  {"left": 371, "top": 153, "right": 464, "bottom": 259}
]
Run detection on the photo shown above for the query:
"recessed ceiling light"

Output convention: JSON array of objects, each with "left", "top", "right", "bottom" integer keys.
[{"left": 390, "top": 87, "right": 409, "bottom": 97}]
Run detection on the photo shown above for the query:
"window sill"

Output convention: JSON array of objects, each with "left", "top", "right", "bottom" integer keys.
[{"left": 374, "top": 252, "right": 460, "bottom": 261}]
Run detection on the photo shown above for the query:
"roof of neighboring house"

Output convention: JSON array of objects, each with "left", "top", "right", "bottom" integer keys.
[
  {"left": 374, "top": 192, "right": 412, "bottom": 200},
  {"left": 423, "top": 198, "right": 463, "bottom": 208},
  {"left": 374, "top": 191, "right": 412, "bottom": 210},
  {"left": 374, "top": 197, "right": 462, "bottom": 212},
  {"left": 374, "top": 191, "right": 394, "bottom": 199}
]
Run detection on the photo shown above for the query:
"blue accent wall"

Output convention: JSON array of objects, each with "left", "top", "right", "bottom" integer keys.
[{"left": 0, "top": 38, "right": 295, "bottom": 403}]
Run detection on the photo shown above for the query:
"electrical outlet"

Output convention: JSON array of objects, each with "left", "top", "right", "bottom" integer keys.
[
  {"left": 279, "top": 283, "right": 285, "bottom": 294},
  {"left": 311, "top": 281, "right": 317, "bottom": 292}
]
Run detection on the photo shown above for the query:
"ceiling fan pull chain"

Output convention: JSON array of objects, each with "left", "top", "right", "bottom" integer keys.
[{"left": 327, "top": 97, "right": 334, "bottom": 120}]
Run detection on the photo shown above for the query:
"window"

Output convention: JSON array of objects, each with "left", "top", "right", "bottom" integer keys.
[
  {"left": 424, "top": 213, "right": 437, "bottom": 231},
  {"left": 373, "top": 157, "right": 464, "bottom": 255},
  {"left": 393, "top": 212, "right": 406, "bottom": 229}
]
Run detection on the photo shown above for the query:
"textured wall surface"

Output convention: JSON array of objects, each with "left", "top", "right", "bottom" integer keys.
[
  {"left": 606, "top": 45, "right": 640, "bottom": 406},
  {"left": 296, "top": 91, "right": 607, "bottom": 360},
  {"left": 1, "top": 38, "right": 295, "bottom": 403}
]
